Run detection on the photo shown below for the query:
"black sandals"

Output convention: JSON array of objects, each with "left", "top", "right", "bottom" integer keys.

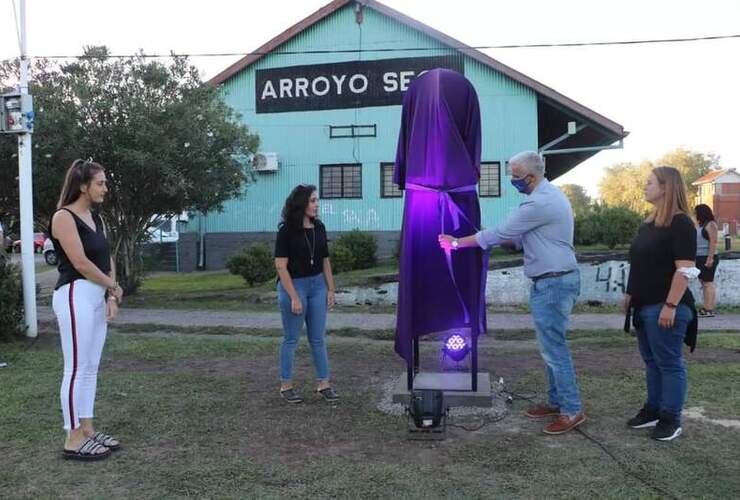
[
  {"left": 62, "top": 437, "right": 111, "bottom": 461},
  {"left": 91, "top": 432, "right": 120, "bottom": 451}
]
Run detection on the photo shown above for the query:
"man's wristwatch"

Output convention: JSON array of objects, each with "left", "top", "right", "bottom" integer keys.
[
  {"left": 664, "top": 302, "right": 677, "bottom": 309},
  {"left": 451, "top": 239, "right": 459, "bottom": 249}
]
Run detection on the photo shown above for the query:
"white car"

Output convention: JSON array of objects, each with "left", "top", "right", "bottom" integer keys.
[
  {"left": 43, "top": 238, "right": 57, "bottom": 266},
  {"left": 146, "top": 213, "right": 188, "bottom": 244}
]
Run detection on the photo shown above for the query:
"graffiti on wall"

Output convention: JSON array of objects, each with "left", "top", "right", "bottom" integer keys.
[
  {"left": 594, "top": 261, "right": 628, "bottom": 293},
  {"left": 318, "top": 204, "right": 382, "bottom": 229}
]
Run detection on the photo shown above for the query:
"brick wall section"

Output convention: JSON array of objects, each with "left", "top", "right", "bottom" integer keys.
[
  {"left": 204, "top": 232, "right": 276, "bottom": 270},
  {"left": 179, "top": 230, "right": 401, "bottom": 271},
  {"left": 714, "top": 188, "right": 740, "bottom": 236},
  {"left": 178, "top": 233, "right": 199, "bottom": 273}
]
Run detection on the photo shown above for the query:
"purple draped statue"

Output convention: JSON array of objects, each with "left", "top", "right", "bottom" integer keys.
[{"left": 393, "top": 68, "right": 488, "bottom": 363}]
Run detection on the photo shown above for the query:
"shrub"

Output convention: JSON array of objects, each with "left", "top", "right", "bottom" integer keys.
[
  {"left": 334, "top": 230, "right": 377, "bottom": 270},
  {"left": 0, "top": 255, "right": 25, "bottom": 341},
  {"left": 574, "top": 205, "right": 643, "bottom": 248},
  {"left": 574, "top": 211, "right": 601, "bottom": 246},
  {"left": 598, "top": 206, "right": 643, "bottom": 248},
  {"left": 330, "top": 242, "right": 354, "bottom": 274},
  {"left": 392, "top": 238, "right": 401, "bottom": 263},
  {"left": 226, "top": 244, "right": 274, "bottom": 287}
]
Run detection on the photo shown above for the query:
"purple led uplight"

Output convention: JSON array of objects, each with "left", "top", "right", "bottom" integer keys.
[
  {"left": 445, "top": 334, "right": 466, "bottom": 351},
  {"left": 442, "top": 333, "right": 469, "bottom": 362}
]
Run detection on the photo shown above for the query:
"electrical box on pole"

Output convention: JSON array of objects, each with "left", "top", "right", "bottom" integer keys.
[{"left": 1, "top": 93, "right": 34, "bottom": 134}]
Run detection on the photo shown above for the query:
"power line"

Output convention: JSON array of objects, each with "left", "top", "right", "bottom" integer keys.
[{"left": 3, "top": 33, "right": 739, "bottom": 61}]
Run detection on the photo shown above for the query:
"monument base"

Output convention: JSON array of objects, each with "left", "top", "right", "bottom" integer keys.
[{"left": 391, "top": 372, "right": 492, "bottom": 408}]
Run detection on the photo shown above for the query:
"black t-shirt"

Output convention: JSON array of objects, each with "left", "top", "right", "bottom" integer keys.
[
  {"left": 626, "top": 213, "right": 696, "bottom": 306},
  {"left": 50, "top": 208, "right": 112, "bottom": 290},
  {"left": 274, "top": 221, "right": 329, "bottom": 279}
]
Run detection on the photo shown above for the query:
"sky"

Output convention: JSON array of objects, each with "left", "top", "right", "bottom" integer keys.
[{"left": 2, "top": 0, "right": 738, "bottom": 197}]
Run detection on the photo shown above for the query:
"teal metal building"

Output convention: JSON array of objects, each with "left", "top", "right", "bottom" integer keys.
[{"left": 180, "top": 0, "right": 626, "bottom": 271}]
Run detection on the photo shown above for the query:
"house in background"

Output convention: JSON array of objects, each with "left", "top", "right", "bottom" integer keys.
[
  {"left": 693, "top": 168, "right": 740, "bottom": 236},
  {"left": 179, "top": 0, "right": 627, "bottom": 271}
]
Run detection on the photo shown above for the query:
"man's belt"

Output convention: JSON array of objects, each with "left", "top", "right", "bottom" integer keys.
[{"left": 531, "top": 269, "right": 576, "bottom": 282}]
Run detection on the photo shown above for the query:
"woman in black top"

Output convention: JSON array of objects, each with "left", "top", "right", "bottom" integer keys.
[
  {"left": 623, "top": 166, "right": 697, "bottom": 442},
  {"left": 50, "top": 159, "right": 123, "bottom": 460},
  {"left": 694, "top": 204, "right": 719, "bottom": 317},
  {"left": 274, "top": 185, "right": 337, "bottom": 403}
]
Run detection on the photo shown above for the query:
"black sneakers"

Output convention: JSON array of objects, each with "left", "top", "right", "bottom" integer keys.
[
  {"left": 652, "top": 417, "right": 683, "bottom": 441},
  {"left": 629, "top": 407, "right": 682, "bottom": 440},
  {"left": 627, "top": 406, "right": 659, "bottom": 429}
]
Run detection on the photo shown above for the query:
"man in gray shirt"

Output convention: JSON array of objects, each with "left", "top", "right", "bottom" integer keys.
[{"left": 439, "top": 151, "right": 585, "bottom": 434}]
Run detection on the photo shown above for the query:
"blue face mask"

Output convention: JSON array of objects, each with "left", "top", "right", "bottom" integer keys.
[{"left": 510, "top": 176, "right": 530, "bottom": 194}]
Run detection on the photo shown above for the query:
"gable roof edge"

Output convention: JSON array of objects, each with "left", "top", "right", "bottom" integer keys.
[
  {"left": 209, "top": 0, "right": 352, "bottom": 86},
  {"left": 210, "top": 0, "right": 625, "bottom": 138}
]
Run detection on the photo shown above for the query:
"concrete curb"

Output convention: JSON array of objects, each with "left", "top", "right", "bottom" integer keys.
[{"left": 36, "top": 306, "right": 740, "bottom": 332}]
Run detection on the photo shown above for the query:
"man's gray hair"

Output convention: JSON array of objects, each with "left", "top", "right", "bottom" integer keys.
[{"left": 509, "top": 151, "right": 546, "bottom": 176}]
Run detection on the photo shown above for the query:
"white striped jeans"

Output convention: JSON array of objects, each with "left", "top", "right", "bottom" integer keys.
[{"left": 52, "top": 279, "right": 108, "bottom": 431}]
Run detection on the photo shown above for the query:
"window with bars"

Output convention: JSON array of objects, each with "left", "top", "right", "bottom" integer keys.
[
  {"left": 320, "top": 164, "right": 362, "bottom": 199},
  {"left": 329, "top": 125, "right": 377, "bottom": 138},
  {"left": 479, "top": 162, "right": 501, "bottom": 197},
  {"left": 380, "top": 163, "right": 403, "bottom": 198}
]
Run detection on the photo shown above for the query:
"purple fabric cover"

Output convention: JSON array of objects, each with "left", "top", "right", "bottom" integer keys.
[{"left": 393, "top": 68, "right": 488, "bottom": 363}]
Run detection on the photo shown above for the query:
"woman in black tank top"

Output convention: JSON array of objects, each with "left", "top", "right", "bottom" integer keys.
[{"left": 50, "top": 159, "right": 123, "bottom": 461}]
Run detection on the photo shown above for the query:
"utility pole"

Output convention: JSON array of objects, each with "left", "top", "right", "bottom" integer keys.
[{"left": 17, "top": 0, "right": 37, "bottom": 337}]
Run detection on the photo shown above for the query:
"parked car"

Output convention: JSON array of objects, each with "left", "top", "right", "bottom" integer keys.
[
  {"left": 43, "top": 238, "right": 57, "bottom": 266},
  {"left": 12, "top": 232, "right": 46, "bottom": 253},
  {"left": 146, "top": 214, "right": 187, "bottom": 244}
]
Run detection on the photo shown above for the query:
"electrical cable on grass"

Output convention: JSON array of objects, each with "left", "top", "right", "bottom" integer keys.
[
  {"left": 511, "top": 386, "right": 681, "bottom": 500},
  {"left": 448, "top": 411, "right": 508, "bottom": 432},
  {"left": 575, "top": 427, "right": 681, "bottom": 500}
]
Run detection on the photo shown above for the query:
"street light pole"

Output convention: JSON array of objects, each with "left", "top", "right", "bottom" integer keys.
[{"left": 18, "top": 0, "right": 38, "bottom": 338}]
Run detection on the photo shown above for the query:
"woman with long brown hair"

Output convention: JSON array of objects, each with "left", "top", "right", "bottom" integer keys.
[
  {"left": 274, "top": 184, "right": 338, "bottom": 404},
  {"left": 50, "top": 159, "right": 123, "bottom": 460},
  {"left": 623, "top": 166, "right": 698, "bottom": 441}
]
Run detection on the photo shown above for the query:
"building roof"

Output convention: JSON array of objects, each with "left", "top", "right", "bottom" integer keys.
[
  {"left": 692, "top": 168, "right": 740, "bottom": 185},
  {"left": 210, "top": 0, "right": 627, "bottom": 178}
]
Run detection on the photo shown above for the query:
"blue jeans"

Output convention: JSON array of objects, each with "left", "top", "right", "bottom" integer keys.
[
  {"left": 636, "top": 303, "right": 691, "bottom": 423},
  {"left": 278, "top": 274, "right": 330, "bottom": 382},
  {"left": 529, "top": 270, "right": 583, "bottom": 416}
]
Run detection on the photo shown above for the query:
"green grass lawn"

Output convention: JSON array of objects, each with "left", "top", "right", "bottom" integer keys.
[
  {"left": 128, "top": 264, "right": 404, "bottom": 312},
  {"left": 1, "top": 328, "right": 739, "bottom": 498},
  {"left": 127, "top": 245, "right": 738, "bottom": 314},
  {"left": 128, "top": 268, "right": 740, "bottom": 315}
]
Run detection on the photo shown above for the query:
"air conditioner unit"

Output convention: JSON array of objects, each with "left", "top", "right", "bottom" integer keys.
[{"left": 253, "top": 152, "right": 279, "bottom": 172}]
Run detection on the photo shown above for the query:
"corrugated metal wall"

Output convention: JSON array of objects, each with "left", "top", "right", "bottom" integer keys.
[{"left": 190, "top": 4, "right": 538, "bottom": 234}]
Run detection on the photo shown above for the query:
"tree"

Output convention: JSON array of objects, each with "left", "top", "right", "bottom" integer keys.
[
  {"left": 1, "top": 57, "right": 78, "bottom": 232},
  {"left": 598, "top": 161, "right": 652, "bottom": 214},
  {"left": 0, "top": 47, "right": 260, "bottom": 292},
  {"left": 598, "top": 148, "right": 720, "bottom": 211},
  {"left": 657, "top": 147, "right": 719, "bottom": 205},
  {"left": 560, "top": 184, "right": 592, "bottom": 216}
]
